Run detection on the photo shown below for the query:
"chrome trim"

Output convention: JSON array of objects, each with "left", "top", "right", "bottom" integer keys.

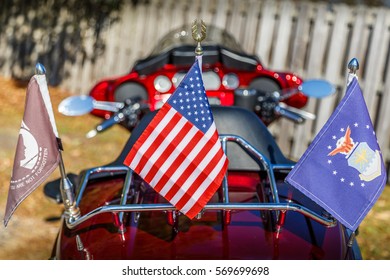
[
  {"left": 221, "top": 137, "right": 229, "bottom": 204},
  {"left": 66, "top": 134, "right": 336, "bottom": 229},
  {"left": 65, "top": 202, "right": 336, "bottom": 229}
]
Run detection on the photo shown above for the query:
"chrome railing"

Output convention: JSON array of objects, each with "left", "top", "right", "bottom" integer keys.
[{"left": 65, "top": 134, "right": 337, "bottom": 229}]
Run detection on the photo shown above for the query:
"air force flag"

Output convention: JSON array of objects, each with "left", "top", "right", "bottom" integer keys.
[{"left": 286, "top": 77, "right": 386, "bottom": 231}]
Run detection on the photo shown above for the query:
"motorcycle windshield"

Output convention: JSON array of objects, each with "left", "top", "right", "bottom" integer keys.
[
  {"left": 150, "top": 25, "right": 244, "bottom": 55},
  {"left": 134, "top": 25, "right": 259, "bottom": 75}
]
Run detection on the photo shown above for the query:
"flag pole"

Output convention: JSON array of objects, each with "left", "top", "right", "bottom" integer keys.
[
  {"left": 192, "top": 19, "right": 215, "bottom": 220},
  {"left": 344, "top": 57, "right": 359, "bottom": 259},
  {"left": 35, "top": 63, "right": 80, "bottom": 222}
]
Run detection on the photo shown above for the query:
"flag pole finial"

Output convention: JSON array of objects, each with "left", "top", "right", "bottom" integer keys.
[
  {"left": 35, "top": 63, "right": 46, "bottom": 75},
  {"left": 347, "top": 58, "right": 359, "bottom": 86},
  {"left": 348, "top": 58, "right": 359, "bottom": 74},
  {"left": 192, "top": 19, "right": 206, "bottom": 56}
]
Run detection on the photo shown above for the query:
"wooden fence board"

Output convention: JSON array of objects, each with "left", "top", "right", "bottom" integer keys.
[
  {"left": 255, "top": 0, "right": 277, "bottom": 66},
  {"left": 290, "top": 3, "right": 330, "bottom": 159},
  {"left": 242, "top": 0, "right": 261, "bottom": 54},
  {"left": 362, "top": 9, "right": 388, "bottom": 120},
  {"left": 314, "top": 4, "right": 350, "bottom": 135},
  {"left": 213, "top": 0, "right": 229, "bottom": 29}
]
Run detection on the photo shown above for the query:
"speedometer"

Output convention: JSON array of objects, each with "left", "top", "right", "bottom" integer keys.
[{"left": 173, "top": 71, "right": 220, "bottom": 90}]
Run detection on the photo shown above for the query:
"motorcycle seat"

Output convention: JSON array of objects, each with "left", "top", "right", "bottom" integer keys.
[{"left": 112, "top": 106, "right": 294, "bottom": 171}]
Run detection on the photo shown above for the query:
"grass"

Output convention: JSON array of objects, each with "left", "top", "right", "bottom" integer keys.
[{"left": 0, "top": 76, "right": 389, "bottom": 259}]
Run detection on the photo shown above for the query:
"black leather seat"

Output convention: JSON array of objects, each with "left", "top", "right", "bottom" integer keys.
[{"left": 112, "top": 106, "right": 293, "bottom": 171}]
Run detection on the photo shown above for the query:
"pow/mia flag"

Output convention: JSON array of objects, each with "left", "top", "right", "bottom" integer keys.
[{"left": 4, "top": 75, "right": 60, "bottom": 227}]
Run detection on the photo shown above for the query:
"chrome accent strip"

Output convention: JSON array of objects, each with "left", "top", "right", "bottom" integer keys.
[{"left": 65, "top": 202, "right": 336, "bottom": 229}]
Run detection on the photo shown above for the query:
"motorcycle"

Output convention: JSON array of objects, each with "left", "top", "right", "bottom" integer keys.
[
  {"left": 59, "top": 25, "right": 321, "bottom": 137},
  {"left": 43, "top": 25, "right": 361, "bottom": 260}
]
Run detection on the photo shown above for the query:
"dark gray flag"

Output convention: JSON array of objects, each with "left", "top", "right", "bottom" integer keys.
[{"left": 4, "top": 75, "right": 60, "bottom": 226}]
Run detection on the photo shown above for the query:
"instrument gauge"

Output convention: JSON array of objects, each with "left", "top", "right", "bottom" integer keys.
[
  {"left": 154, "top": 75, "right": 172, "bottom": 93},
  {"left": 222, "top": 73, "right": 239, "bottom": 89},
  {"left": 202, "top": 71, "right": 221, "bottom": 90},
  {"left": 172, "top": 72, "right": 186, "bottom": 87},
  {"left": 173, "top": 71, "right": 220, "bottom": 90}
]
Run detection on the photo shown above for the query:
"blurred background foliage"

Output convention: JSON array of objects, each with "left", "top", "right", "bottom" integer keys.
[{"left": 0, "top": 0, "right": 124, "bottom": 85}]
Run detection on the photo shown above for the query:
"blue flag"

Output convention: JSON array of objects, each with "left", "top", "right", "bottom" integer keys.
[{"left": 285, "top": 77, "right": 386, "bottom": 231}]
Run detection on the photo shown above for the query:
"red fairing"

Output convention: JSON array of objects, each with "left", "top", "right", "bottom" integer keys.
[
  {"left": 54, "top": 172, "right": 349, "bottom": 260},
  {"left": 89, "top": 64, "right": 307, "bottom": 119}
]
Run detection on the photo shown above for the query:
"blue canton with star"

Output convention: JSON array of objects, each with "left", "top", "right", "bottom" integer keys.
[{"left": 167, "top": 61, "right": 213, "bottom": 134}]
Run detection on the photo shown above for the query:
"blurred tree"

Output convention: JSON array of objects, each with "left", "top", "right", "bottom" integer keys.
[{"left": 0, "top": 0, "right": 124, "bottom": 85}]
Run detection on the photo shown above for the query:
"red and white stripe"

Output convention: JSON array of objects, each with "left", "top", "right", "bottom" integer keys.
[{"left": 124, "top": 104, "right": 228, "bottom": 218}]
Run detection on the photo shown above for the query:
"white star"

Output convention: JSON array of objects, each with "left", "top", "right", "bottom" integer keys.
[
  {"left": 195, "top": 118, "right": 199, "bottom": 122},
  {"left": 333, "top": 170, "right": 337, "bottom": 175},
  {"left": 327, "top": 160, "right": 332, "bottom": 164},
  {"left": 179, "top": 99, "right": 183, "bottom": 103},
  {"left": 187, "top": 112, "right": 192, "bottom": 116},
  {"left": 340, "top": 128, "right": 345, "bottom": 132},
  {"left": 366, "top": 125, "right": 370, "bottom": 129},
  {"left": 327, "top": 145, "right": 332, "bottom": 150},
  {"left": 354, "top": 122, "right": 359, "bottom": 127},
  {"left": 190, "top": 77, "right": 193, "bottom": 81},
  {"left": 173, "top": 100, "right": 177, "bottom": 104},
  {"left": 340, "top": 178, "right": 345, "bottom": 182},
  {"left": 332, "top": 135, "right": 336, "bottom": 139},
  {"left": 350, "top": 182, "right": 354, "bottom": 186},
  {"left": 361, "top": 183, "right": 365, "bottom": 187}
]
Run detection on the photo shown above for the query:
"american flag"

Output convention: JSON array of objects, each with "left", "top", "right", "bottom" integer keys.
[{"left": 123, "top": 59, "right": 228, "bottom": 219}]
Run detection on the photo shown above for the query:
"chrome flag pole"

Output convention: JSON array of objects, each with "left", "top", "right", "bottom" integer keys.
[
  {"left": 344, "top": 57, "right": 360, "bottom": 259},
  {"left": 35, "top": 63, "right": 80, "bottom": 223}
]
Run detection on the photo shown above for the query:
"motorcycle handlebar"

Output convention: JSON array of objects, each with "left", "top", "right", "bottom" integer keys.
[
  {"left": 274, "top": 105, "right": 305, "bottom": 124},
  {"left": 86, "top": 112, "right": 125, "bottom": 138}
]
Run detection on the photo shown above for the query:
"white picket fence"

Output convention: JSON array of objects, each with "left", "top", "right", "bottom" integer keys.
[{"left": 2, "top": 0, "right": 390, "bottom": 168}]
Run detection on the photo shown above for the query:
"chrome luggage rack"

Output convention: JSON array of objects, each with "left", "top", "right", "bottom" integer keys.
[{"left": 64, "top": 134, "right": 337, "bottom": 229}]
